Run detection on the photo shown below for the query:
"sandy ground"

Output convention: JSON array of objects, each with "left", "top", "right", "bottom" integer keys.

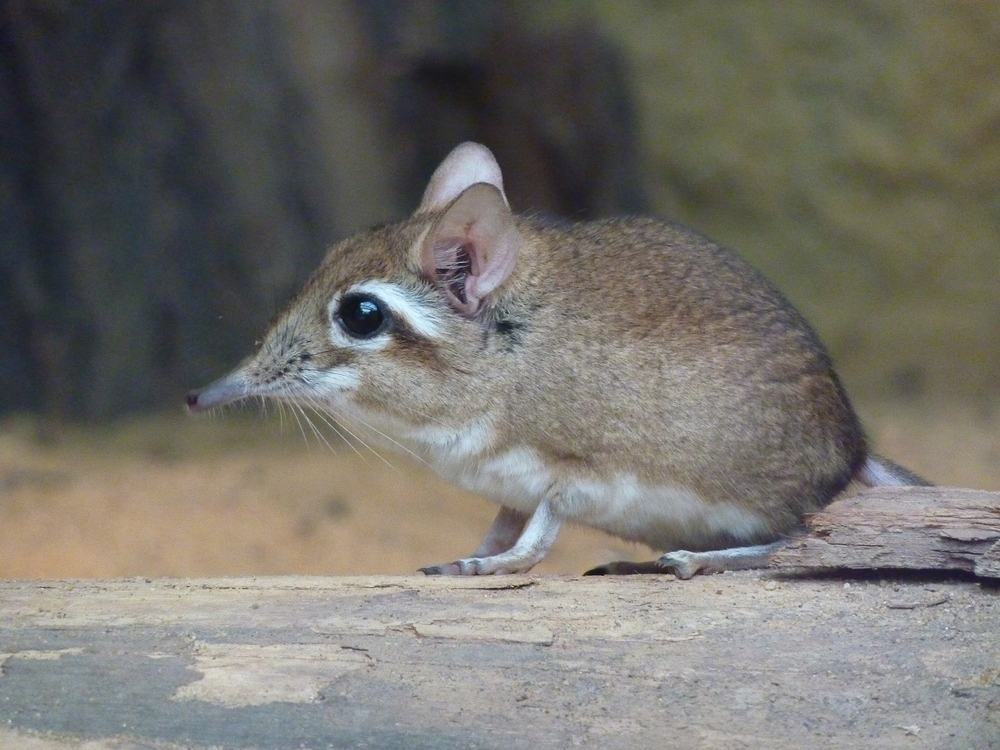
[{"left": 0, "top": 400, "right": 997, "bottom": 579}]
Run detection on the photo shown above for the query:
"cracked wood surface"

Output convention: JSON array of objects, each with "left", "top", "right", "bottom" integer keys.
[
  {"left": 772, "top": 487, "right": 1000, "bottom": 577},
  {"left": 0, "top": 573, "right": 998, "bottom": 749}
]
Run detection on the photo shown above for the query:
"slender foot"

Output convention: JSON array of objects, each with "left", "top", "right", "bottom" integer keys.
[
  {"left": 586, "top": 541, "right": 787, "bottom": 579},
  {"left": 420, "top": 557, "right": 520, "bottom": 576},
  {"left": 419, "top": 499, "right": 562, "bottom": 576},
  {"left": 657, "top": 541, "right": 786, "bottom": 579}
]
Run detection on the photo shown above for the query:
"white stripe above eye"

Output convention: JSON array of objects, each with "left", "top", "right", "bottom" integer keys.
[{"left": 346, "top": 280, "right": 445, "bottom": 340}]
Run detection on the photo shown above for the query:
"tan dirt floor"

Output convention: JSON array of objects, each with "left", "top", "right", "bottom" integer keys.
[{"left": 0, "top": 401, "right": 996, "bottom": 579}]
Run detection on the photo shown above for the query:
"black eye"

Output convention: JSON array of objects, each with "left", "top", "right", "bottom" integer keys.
[{"left": 337, "top": 293, "right": 387, "bottom": 338}]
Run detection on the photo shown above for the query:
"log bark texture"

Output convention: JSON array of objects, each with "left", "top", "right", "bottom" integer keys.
[
  {"left": 0, "top": 575, "right": 998, "bottom": 749},
  {"left": 772, "top": 487, "right": 1000, "bottom": 577}
]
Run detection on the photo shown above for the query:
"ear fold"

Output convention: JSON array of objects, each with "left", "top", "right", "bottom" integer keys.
[
  {"left": 421, "top": 183, "right": 521, "bottom": 317},
  {"left": 417, "top": 142, "right": 509, "bottom": 214}
]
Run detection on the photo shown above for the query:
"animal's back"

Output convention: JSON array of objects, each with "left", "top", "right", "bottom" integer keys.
[{"left": 494, "top": 215, "right": 866, "bottom": 544}]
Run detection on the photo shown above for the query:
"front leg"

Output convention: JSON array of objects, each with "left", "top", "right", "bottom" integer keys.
[
  {"left": 421, "top": 500, "right": 561, "bottom": 576},
  {"left": 472, "top": 506, "right": 529, "bottom": 557}
]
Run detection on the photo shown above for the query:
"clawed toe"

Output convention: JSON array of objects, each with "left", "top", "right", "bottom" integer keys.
[
  {"left": 419, "top": 548, "right": 550, "bottom": 576},
  {"left": 418, "top": 559, "right": 482, "bottom": 576}
]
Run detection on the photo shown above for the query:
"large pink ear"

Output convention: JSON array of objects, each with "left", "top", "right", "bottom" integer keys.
[
  {"left": 421, "top": 182, "right": 521, "bottom": 317},
  {"left": 417, "top": 142, "right": 509, "bottom": 214}
]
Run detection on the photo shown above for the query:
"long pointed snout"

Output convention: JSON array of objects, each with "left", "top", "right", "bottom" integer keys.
[{"left": 185, "top": 372, "right": 251, "bottom": 413}]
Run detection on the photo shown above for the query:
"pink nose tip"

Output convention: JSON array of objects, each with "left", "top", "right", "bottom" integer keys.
[{"left": 185, "top": 391, "right": 200, "bottom": 409}]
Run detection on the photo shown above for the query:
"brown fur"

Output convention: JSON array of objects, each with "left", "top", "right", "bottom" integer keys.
[{"left": 189, "top": 142, "right": 921, "bottom": 568}]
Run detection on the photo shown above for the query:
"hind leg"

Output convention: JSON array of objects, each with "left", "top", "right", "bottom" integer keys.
[
  {"left": 586, "top": 540, "right": 786, "bottom": 579},
  {"left": 656, "top": 541, "right": 786, "bottom": 579}
]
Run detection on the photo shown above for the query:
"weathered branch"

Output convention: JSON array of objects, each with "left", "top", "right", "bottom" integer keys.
[
  {"left": 0, "top": 574, "right": 997, "bottom": 747},
  {"left": 772, "top": 486, "right": 1000, "bottom": 577}
]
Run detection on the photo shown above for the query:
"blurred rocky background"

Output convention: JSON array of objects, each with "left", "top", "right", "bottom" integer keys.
[{"left": 2, "top": 0, "right": 997, "bottom": 420}]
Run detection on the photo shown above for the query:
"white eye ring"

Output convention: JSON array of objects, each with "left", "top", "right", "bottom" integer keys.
[{"left": 328, "top": 281, "right": 445, "bottom": 350}]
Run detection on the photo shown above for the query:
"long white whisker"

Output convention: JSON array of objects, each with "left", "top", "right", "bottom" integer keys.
[
  {"left": 285, "top": 397, "right": 311, "bottom": 445},
  {"left": 294, "top": 403, "right": 342, "bottom": 457},
  {"left": 392, "top": 403, "right": 449, "bottom": 429},
  {"left": 284, "top": 389, "right": 323, "bottom": 446},
  {"left": 349, "top": 394, "right": 448, "bottom": 429},
  {"left": 337, "top": 410, "right": 433, "bottom": 469},
  {"left": 299, "top": 402, "right": 350, "bottom": 448},
  {"left": 293, "top": 401, "right": 322, "bottom": 443},
  {"left": 303, "top": 403, "right": 370, "bottom": 465},
  {"left": 303, "top": 400, "right": 396, "bottom": 471}
]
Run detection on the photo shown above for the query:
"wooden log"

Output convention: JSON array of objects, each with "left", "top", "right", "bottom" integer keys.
[
  {"left": 978, "top": 540, "right": 1000, "bottom": 577},
  {"left": 0, "top": 575, "right": 998, "bottom": 748},
  {"left": 772, "top": 487, "right": 1000, "bottom": 577}
]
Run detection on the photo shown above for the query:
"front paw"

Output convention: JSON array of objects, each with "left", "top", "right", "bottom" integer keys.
[
  {"left": 419, "top": 558, "right": 482, "bottom": 576},
  {"left": 419, "top": 561, "right": 463, "bottom": 576},
  {"left": 419, "top": 557, "right": 512, "bottom": 576}
]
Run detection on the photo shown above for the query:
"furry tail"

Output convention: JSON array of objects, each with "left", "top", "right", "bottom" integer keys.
[{"left": 858, "top": 454, "right": 933, "bottom": 487}]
